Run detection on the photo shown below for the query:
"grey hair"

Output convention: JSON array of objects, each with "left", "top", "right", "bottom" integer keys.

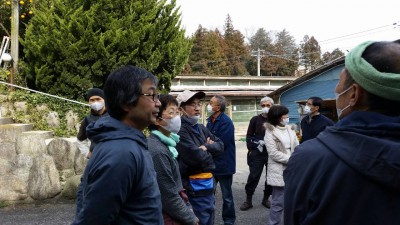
[
  {"left": 214, "top": 95, "right": 226, "bottom": 112},
  {"left": 260, "top": 96, "right": 274, "bottom": 105}
]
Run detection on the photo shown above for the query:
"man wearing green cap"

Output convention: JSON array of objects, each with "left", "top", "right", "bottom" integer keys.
[{"left": 283, "top": 40, "right": 400, "bottom": 225}]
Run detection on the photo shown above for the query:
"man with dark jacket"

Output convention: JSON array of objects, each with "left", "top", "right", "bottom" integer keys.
[
  {"left": 284, "top": 40, "right": 400, "bottom": 225},
  {"left": 240, "top": 96, "right": 274, "bottom": 211},
  {"left": 300, "top": 96, "right": 334, "bottom": 143},
  {"left": 72, "top": 65, "right": 163, "bottom": 225},
  {"left": 176, "top": 90, "right": 224, "bottom": 225},
  {"left": 206, "top": 95, "right": 236, "bottom": 225},
  {"left": 76, "top": 88, "right": 109, "bottom": 157}
]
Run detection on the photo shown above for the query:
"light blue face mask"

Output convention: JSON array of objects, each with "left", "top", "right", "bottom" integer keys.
[
  {"left": 335, "top": 86, "right": 352, "bottom": 119},
  {"left": 185, "top": 115, "right": 200, "bottom": 125}
]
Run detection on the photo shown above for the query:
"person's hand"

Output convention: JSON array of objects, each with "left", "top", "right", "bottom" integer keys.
[
  {"left": 257, "top": 140, "right": 265, "bottom": 152},
  {"left": 206, "top": 137, "right": 214, "bottom": 144},
  {"left": 195, "top": 216, "right": 200, "bottom": 225},
  {"left": 199, "top": 145, "right": 207, "bottom": 151}
]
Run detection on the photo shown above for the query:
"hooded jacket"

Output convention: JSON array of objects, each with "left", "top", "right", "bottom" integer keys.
[
  {"left": 284, "top": 111, "right": 400, "bottom": 225},
  {"left": 264, "top": 122, "right": 298, "bottom": 187},
  {"left": 72, "top": 116, "right": 162, "bottom": 225}
]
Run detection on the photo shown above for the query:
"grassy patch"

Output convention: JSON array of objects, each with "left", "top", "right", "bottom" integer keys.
[{"left": 0, "top": 201, "right": 9, "bottom": 208}]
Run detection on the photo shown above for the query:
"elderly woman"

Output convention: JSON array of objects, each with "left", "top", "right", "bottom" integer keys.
[
  {"left": 148, "top": 94, "right": 198, "bottom": 225},
  {"left": 264, "top": 105, "right": 299, "bottom": 225}
]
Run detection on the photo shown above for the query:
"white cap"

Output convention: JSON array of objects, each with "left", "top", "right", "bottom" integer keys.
[{"left": 176, "top": 90, "right": 205, "bottom": 107}]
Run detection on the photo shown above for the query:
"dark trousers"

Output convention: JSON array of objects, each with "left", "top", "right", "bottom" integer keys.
[
  {"left": 75, "top": 179, "right": 84, "bottom": 216},
  {"left": 215, "top": 175, "right": 236, "bottom": 225},
  {"left": 189, "top": 194, "right": 215, "bottom": 225},
  {"left": 245, "top": 150, "right": 272, "bottom": 197}
]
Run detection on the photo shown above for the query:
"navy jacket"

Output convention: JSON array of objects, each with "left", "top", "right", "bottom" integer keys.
[
  {"left": 176, "top": 116, "right": 224, "bottom": 196},
  {"left": 73, "top": 116, "right": 163, "bottom": 225},
  {"left": 206, "top": 112, "right": 236, "bottom": 175},
  {"left": 300, "top": 113, "right": 334, "bottom": 143},
  {"left": 284, "top": 111, "right": 400, "bottom": 225}
]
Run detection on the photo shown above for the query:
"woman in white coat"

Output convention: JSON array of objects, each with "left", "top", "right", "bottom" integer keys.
[{"left": 264, "top": 105, "right": 299, "bottom": 225}]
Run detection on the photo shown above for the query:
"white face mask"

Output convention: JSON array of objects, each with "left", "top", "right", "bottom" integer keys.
[
  {"left": 90, "top": 101, "right": 104, "bottom": 111},
  {"left": 161, "top": 115, "right": 181, "bottom": 134},
  {"left": 281, "top": 118, "right": 290, "bottom": 125},
  {"left": 262, "top": 107, "right": 270, "bottom": 114},
  {"left": 303, "top": 105, "right": 311, "bottom": 114},
  {"left": 207, "top": 104, "right": 214, "bottom": 113},
  {"left": 335, "top": 86, "right": 352, "bottom": 119}
]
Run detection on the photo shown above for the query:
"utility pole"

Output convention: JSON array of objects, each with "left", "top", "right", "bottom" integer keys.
[
  {"left": 251, "top": 48, "right": 264, "bottom": 76},
  {"left": 11, "top": 0, "right": 19, "bottom": 73}
]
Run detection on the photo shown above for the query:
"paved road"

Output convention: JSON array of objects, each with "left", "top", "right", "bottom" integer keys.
[{"left": 0, "top": 141, "right": 270, "bottom": 225}]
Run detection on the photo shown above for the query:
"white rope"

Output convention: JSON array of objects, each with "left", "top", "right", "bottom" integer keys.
[{"left": 0, "top": 80, "right": 90, "bottom": 106}]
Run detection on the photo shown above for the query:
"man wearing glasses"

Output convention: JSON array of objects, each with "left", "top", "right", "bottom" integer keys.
[
  {"left": 176, "top": 90, "right": 224, "bottom": 225},
  {"left": 72, "top": 65, "right": 163, "bottom": 225}
]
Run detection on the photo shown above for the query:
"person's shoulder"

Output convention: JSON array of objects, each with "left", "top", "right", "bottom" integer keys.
[{"left": 321, "top": 114, "right": 334, "bottom": 123}]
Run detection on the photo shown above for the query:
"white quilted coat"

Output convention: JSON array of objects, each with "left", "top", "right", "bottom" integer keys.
[{"left": 264, "top": 123, "right": 299, "bottom": 187}]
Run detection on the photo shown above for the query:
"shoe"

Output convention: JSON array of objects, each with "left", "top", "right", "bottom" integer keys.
[
  {"left": 262, "top": 199, "right": 271, "bottom": 208},
  {"left": 240, "top": 201, "right": 253, "bottom": 211}
]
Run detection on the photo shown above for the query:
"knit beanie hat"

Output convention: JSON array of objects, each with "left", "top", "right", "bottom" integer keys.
[
  {"left": 86, "top": 88, "right": 105, "bottom": 101},
  {"left": 345, "top": 41, "right": 400, "bottom": 102}
]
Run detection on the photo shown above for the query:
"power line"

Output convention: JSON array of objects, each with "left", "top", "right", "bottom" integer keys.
[{"left": 319, "top": 23, "right": 394, "bottom": 43}]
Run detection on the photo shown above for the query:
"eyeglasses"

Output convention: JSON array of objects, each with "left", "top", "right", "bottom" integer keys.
[
  {"left": 187, "top": 102, "right": 202, "bottom": 108},
  {"left": 140, "top": 93, "right": 160, "bottom": 102}
]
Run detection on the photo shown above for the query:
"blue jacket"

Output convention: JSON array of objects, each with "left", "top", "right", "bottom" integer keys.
[
  {"left": 73, "top": 116, "right": 163, "bottom": 225},
  {"left": 284, "top": 111, "right": 400, "bottom": 225},
  {"left": 206, "top": 112, "right": 236, "bottom": 175}
]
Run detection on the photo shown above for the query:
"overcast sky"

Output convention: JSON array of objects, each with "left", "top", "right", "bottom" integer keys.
[{"left": 175, "top": 0, "right": 400, "bottom": 53}]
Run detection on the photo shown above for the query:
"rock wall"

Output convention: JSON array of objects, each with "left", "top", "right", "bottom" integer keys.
[{"left": 0, "top": 118, "right": 88, "bottom": 203}]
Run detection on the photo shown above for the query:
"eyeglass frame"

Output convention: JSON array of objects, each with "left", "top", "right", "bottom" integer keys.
[{"left": 140, "top": 93, "right": 160, "bottom": 102}]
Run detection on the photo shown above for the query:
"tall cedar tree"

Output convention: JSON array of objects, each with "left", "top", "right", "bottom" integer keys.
[
  {"left": 262, "top": 29, "right": 298, "bottom": 76},
  {"left": 321, "top": 48, "right": 344, "bottom": 64},
  {"left": 21, "top": 0, "right": 191, "bottom": 99},
  {"left": 246, "top": 28, "right": 273, "bottom": 76},
  {"left": 223, "top": 14, "right": 249, "bottom": 75},
  {"left": 299, "top": 35, "right": 322, "bottom": 73},
  {"left": 187, "top": 26, "right": 228, "bottom": 75}
]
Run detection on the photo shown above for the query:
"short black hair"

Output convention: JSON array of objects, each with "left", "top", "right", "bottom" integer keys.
[
  {"left": 148, "top": 94, "right": 178, "bottom": 131},
  {"left": 103, "top": 65, "right": 158, "bottom": 120},
  {"left": 267, "top": 105, "right": 289, "bottom": 126},
  {"left": 308, "top": 96, "right": 323, "bottom": 110}
]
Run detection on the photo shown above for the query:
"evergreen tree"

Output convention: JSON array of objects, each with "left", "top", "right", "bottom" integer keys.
[
  {"left": 223, "top": 14, "right": 249, "bottom": 75},
  {"left": 299, "top": 35, "right": 322, "bottom": 73},
  {"left": 187, "top": 26, "right": 227, "bottom": 75},
  {"left": 321, "top": 48, "right": 345, "bottom": 64},
  {"left": 265, "top": 29, "right": 298, "bottom": 76},
  {"left": 21, "top": 0, "right": 191, "bottom": 99},
  {"left": 247, "top": 28, "right": 273, "bottom": 76}
]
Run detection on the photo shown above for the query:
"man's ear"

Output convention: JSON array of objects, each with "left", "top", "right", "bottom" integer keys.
[
  {"left": 351, "top": 84, "right": 367, "bottom": 108},
  {"left": 121, "top": 105, "right": 131, "bottom": 112}
]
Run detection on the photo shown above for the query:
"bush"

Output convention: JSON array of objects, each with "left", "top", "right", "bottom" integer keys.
[{"left": 2, "top": 90, "right": 89, "bottom": 137}]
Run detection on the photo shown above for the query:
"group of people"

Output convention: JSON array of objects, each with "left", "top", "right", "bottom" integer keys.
[
  {"left": 239, "top": 95, "right": 333, "bottom": 225},
  {"left": 71, "top": 39, "right": 400, "bottom": 225},
  {"left": 73, "top": 69, "right": 236, "bottom": 224}
]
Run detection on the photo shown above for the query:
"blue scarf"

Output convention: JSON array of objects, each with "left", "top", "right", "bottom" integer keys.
[{"left": 151, "top": 130, "right": 180, "bottom": 159}]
